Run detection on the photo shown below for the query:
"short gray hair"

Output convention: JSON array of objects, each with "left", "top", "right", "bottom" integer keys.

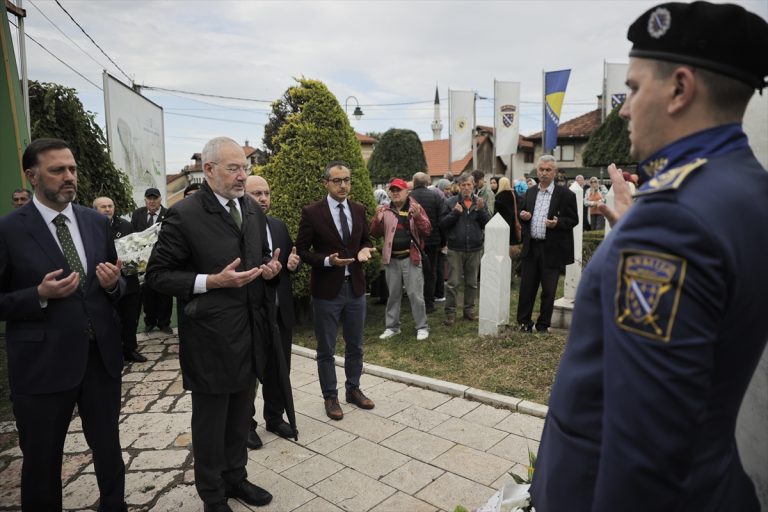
[
  {"left": 456, "top": 172, "right": 474, "bottom": 185},
  {"left": 202, "top": 136, "right": 240, "bottom": 166},
  {"left": 412, "top": 172, "right": 431, "bottom": 187},
  {"left": 537, "top": 155, "right": 557, "bottom": 168}
]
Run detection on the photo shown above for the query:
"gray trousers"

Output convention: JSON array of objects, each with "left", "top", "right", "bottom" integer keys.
[
  {"left": 445, "top": 249, "right": 482, "bottom": 315},
  {"left": 312, "top": 282, "right": 365, "bottom": 399},
  {"left": 384, "top": 257, "right": 428, "bottom": 332}
]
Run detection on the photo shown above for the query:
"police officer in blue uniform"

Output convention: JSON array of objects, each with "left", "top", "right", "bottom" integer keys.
[{"left": 531, "top": 2, "right": 768, "bottom": 511}]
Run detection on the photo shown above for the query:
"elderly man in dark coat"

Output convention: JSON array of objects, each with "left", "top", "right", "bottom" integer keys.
[{"left": 146, "top": 137, "right": 281, "bottom": 512}]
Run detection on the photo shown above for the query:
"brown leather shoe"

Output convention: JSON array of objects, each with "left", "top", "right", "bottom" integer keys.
[
  {"left": 345, "top": 388, "right": 375, "bottom": 410},
  {"left": 324, "top": 398, "right": 343, "bottom": 420},
  {"left": 464, "top": 311, "right": 477, "bottom": 321},
  {"left": 444, "top": 314, "right": 455, "bottom": 326}
]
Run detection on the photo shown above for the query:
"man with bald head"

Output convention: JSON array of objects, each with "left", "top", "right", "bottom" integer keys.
[
  {"left": 244, "top": 175, "right": 301, "bottom": 446},
  {"left": 93, "top": 196, "right": 145, "bottom": 363},
  {"left": 147, "top": 137, "right": 281, "bottom": 511}
]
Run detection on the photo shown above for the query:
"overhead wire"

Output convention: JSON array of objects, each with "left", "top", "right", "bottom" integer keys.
[
  {"left": 54, "top": 0, "right": 133, "bottom": 83},
  {"left": 27, "top": 0, "right": 110, "bottom": 73},
  {"left": 7, "top": 18, "right": 102, "bottom": 90}
]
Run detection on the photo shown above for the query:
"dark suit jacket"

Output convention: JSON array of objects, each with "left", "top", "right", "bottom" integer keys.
[
  {"left": 295, "top": 197, "right": 372, "bottom": 300},
  {"left": 519, "top": 184, "right": 578, "bottom": 268},
  {"left": 145, "top": 182, "right": 274, "bottom": 393},
  {"left": 266, "top": 216, "right": 296, "bottom": 329},
  {"left": 0, "top": 201, "right": 124, "bottom": 394},
  {"left": 130, "top": 205, "right": 167, "bottom": 232}
]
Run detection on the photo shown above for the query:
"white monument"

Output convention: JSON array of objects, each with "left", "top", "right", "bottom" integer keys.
[
  {"left": 478, "top": 214, "right": 511, "bottom": 336},
  {"left": 552, "top": 182, "right": 584, "bottom": 328}
]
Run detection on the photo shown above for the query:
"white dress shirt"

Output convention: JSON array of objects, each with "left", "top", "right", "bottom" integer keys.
[{"left": 531, "top": 182, "right": 554, "bottom": 240}]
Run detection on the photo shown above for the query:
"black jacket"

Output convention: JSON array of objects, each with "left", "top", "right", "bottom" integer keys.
[
  {"left": 409, "top": 185, "right": 448, "bottom": 247},
  {"left": 519, "top": 184, "right": 578, "bottom": 267},
  {"left": 130, "top": 205, "right": 167, "bottom": 232},
  {"left": 146, "top": 182, "right": 274, "bottom": 393},
  {"left": 439, "top": 194, "right": 490, "bottom": 252}
]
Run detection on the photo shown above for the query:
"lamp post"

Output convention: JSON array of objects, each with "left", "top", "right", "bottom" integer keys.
[{"left": 344, "top": 96, "right": 364, "bottom": 121}]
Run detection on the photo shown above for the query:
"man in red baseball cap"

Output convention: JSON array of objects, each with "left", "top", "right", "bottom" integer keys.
[{"left": 370, "top": 178, "right": 432, "bottom": 341}]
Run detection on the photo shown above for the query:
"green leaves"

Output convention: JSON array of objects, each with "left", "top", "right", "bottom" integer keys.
[
  {"left": 28, "top": 81, "right": 135, "bottom": 214},
  {"left": 262, "top": 78, "right": 378, "bottom": 298},
  {"left": 582, "top": 106, "right": 634, "bottom": 168},
  {"left": 367, "top": 128, "right": 427, "bottom": 185}
]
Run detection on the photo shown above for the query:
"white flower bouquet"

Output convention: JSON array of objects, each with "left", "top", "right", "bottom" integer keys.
[{"left": 115, "top": 222, "right": 161, "bottom": 283}]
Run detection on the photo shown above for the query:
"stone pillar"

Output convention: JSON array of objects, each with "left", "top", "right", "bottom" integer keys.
[
  {"left": 737, "top": 342, "right": 768, "bottom": 509},
  {"left": 564, "top": 182, "right": 584, "bottom": 301},
  {"left": 479, "top": 214, "right": 511, "bottom": 336}
]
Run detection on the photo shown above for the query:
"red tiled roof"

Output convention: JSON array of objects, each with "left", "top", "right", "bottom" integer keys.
[
  {"left": 526, "top": 108, "right": 601, "bottom": 140},
  {"left": 355, "top": 132, "right": 377, "bottom": 144},
  {"left": 422, "top": 138, "right": 481, "bottom": 177},
  {"left": 166, "top": 172, "right": 184, "bottom": 184}
]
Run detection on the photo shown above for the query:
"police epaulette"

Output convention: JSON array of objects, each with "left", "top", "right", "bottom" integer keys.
[{"left": 635, "top": 158, "right": 708, "bottom": 196}]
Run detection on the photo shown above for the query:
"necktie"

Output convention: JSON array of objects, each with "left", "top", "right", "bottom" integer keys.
[
  {"left": 53, "top": 214, "right": 85, "bottom": 288},
  {"left": 227, "top": 200, "right": 242, "bottom": 229},
  {"left": 338, "top": 203, "right": 350, "bottom": 245},
  {"left": 148, "top": 212, "right": 155, "bottom": 226}
]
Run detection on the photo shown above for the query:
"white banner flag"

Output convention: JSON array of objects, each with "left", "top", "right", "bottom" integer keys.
[
  {"left": 603, "top": 62, "right": 629, "bottom": 119},
  {"left": 449, "top": 90, "right": 475, "bottom": 162},
  {"left": 494, "top": 80, "right": 520, "bottom": 156}
]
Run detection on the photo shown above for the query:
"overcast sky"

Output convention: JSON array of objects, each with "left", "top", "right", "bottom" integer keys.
[{"left": 8, "top": 0, "right": 767, "bottom": 173}]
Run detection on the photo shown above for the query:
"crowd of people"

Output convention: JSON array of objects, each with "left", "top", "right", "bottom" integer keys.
[{"left": 1, "top": 2, "right": 767, "bottom": 510}]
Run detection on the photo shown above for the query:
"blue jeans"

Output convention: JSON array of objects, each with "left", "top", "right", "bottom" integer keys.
[{"left": 312, "top": 281, "right": 366, "bottom": 399}]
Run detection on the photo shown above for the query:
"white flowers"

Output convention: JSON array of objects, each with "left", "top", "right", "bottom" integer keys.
[
  {"left": 475, "top": 483, "right": 535, "bottom": 512},
  {"left": 115, "top": 223, "right": 161, "bottom": 280}
]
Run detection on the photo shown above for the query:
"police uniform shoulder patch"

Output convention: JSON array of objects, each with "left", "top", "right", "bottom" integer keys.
[
  {"left": 635, "top": 158, "right": 707, "bottom": 196},
  {"left": 615, "top": 249, "right": 687, "bottom": 342}
]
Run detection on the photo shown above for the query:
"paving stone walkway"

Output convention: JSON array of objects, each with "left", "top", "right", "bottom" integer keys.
[{"left": 0, "top": 330, "right": 545, "bottom": 512}]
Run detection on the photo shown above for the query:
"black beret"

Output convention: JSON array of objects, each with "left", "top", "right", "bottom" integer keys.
[{"left": 628, "top": 2, "right": 768, "bottom": 89}]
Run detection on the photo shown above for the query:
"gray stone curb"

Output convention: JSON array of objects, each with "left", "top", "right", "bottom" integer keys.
[{"left": 291, "top": 344, "right": 549, "bottom": 419}]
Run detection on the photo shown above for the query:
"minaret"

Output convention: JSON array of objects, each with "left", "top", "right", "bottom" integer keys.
[{"left": 431, "top": 86, "right": 443, "bottom": 140}]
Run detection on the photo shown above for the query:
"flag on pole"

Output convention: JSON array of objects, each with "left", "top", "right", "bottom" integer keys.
[
  {"left": 449, "top": 90, "right": 474, "bottom": 162},
  {"left": 494, "top": 80, "right": 520, "bottom": 156},
  {"left": 603, "top": 62, "right": 629, "bottom": 119},
  {"left": 543, "top": 69, "right": 571, "bottom": 152}
]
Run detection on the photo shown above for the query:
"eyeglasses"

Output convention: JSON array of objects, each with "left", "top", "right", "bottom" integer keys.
[
  {"left": 212, "top": 162, "right": 250, "bottom": 175},
  {"left": 389, "top": 188, "right": 403, "bottom": 193},
  {"left": 326, "top": 177, "right": 351, "bottom": 185}
]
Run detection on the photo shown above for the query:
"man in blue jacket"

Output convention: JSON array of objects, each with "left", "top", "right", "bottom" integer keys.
[{"left": 531, "top": 3, "right": 768, "bottom": 511}]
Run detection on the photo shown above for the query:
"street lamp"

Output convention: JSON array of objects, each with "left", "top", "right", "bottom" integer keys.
[{"left": 344, "top": 96, "right": 364, "bottom": 121}]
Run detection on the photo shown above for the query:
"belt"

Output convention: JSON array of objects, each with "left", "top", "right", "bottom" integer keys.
[
  {"left": 391, "top": 249, "right": 410, "bottom": 259},
  {"left": 531, "top": 238, "right": 546, "bottom": 244},
  {"left": 343, "top": 275, "right": 352, "bottom": 282}
]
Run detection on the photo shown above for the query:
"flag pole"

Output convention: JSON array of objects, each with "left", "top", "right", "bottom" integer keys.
[
  {"left": 471, "top": 92, "right": 477, "bottom": 172},
  {"left": 448, "top": 88, "right": 452, "bottom": 175},
  {"left": 542, "top": 70, "right": 547, "bottom": 157}
]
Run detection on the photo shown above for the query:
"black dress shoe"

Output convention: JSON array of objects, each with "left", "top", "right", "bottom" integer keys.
[
  {"left": 123, "top": 349, "right": 147, "bottom": 363},
  {"left": 158, "top": 325, "right": 174, "bottom": 335},
  {"left": 246, "top": 429, "right": 263, "bottom": 449},
  {"left": 143, "top": 324, "right": 156, "bottom": 333},
  {"left": 225, "top": 480, "right": 273, "bottom": 507},
  {"left": 266, "top": 420, "right": 296, "bottom": 439},
  {"left": 203, "top": 500, "right": 233, "bottom": 512}
]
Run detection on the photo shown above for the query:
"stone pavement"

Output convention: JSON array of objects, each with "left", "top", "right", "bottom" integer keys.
[{"left": 0, "top": 330, "right": 545, "bottom": 512}]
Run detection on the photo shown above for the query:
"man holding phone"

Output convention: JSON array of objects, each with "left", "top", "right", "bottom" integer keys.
[{"left": 516, "top": 155, "right": 578, "bottom": 333}]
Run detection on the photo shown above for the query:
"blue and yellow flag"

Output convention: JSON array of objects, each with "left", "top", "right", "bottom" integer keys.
[{"left": 543, "top": 69, "right": 571, "bottom": 152}]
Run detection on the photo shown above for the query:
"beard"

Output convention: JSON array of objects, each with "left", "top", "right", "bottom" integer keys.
[{"left": 43, "top": 185, "right": 76, "bottom": 206}]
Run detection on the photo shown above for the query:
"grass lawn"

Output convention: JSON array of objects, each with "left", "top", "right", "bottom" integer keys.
[{"left": 293, "top": 275, "right": 568, "bottom": 406}]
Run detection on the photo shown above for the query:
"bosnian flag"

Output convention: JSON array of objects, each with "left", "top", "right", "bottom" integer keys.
[{"left": 543, "top": 69, "right": 571, "bottom": 152}]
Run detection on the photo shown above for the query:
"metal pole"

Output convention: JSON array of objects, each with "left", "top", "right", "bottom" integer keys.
[
  {"left": 448, "top": 88, "right": 452, "bottom": 175},
  {"left": 17, "top": 0, "right": 30, "bottom": 136},
  {"left": 472, "top": 93, "right": 477, "bottom": 171}
]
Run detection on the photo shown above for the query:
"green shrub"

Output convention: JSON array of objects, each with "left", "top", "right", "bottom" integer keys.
[
  {"left": 367, "top": 128, "right": 427, "bottom": 186},
  {"left": 262, "top": 78, "right": 378, "bottom": 299},
  {"left": 583, "top": 230, "right": 604, "bottom": 268}
]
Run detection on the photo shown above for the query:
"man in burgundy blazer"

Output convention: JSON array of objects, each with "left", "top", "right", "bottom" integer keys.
[{"left": 295, "top": 161, "right": 376, "bottom": 421}]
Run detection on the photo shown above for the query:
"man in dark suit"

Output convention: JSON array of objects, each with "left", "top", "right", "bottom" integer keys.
[
  {"left": 245, "top": 176, "right": 301, "bottom": 447},
  {"left": 93, "top": 196, "right": 146, "bottom": 363},
  {"left": 0, "top": 138, "right": 126, "bottom": 510},
  {"left": 146, "top": 137, "right": 280, "bottom": 512},
  {"left": 295, "top": 161, "right": 376, "bottom": 421},
  {"left": 130, "top": 187, "right": 172, "bottom": 334},
  {"left": 516, "top": 155, "right": 578, "bottom": 333}
]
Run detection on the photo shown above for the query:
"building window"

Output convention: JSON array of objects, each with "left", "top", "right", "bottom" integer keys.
[
  {"left": 554, "top": 145, "right": 575, "bottom": 162},
  {"left": 524, "top": 152, "right": 534, "bottom": 163}
]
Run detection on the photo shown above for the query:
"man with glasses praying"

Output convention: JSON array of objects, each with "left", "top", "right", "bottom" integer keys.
[
  {"left": 146, "top": 137, "right": 280, "bottom": 511},
  {"left": 295, "top": 161, "right": 376, "bottom": 421}
]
